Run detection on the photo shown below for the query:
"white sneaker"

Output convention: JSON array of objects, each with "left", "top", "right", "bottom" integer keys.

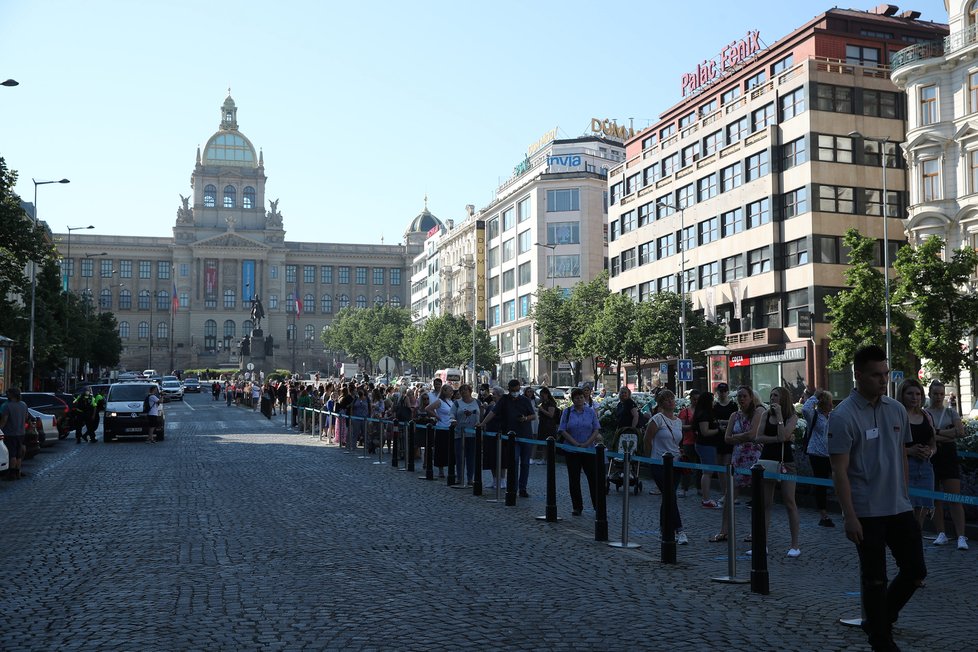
[
  {"left": 677, "top": 531, "right": 689, "bottom": 545},
  {"left": 958, "top": 536, "right": 969, "bottom": 551},
  {"left": 934, "top": 532, "right": 949, "bottom": 546},
  {"left": 787, "top": 548, "right": 801, "bottom": 558}
]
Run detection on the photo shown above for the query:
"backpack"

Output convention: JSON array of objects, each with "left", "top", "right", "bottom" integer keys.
[
  {"left": 143, "top": 394, "right": 152, "bottom": 414},
  {"left": 395, "top": 394, "right": 413, "bottom": 422}
]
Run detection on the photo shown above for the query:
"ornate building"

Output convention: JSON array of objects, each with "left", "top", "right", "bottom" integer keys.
[{"left": 60, "top": 94, "right": 423, "bottom": 375}]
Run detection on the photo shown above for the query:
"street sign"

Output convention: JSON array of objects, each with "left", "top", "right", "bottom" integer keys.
[
  {"left": 246, "top": 363, "right": 255, "bottom": 371},
  {"left": 678, "top": 359, "right": 693, "bottom": 382},
  {"left": 797, "top": 311, "right": 813, "bottom": 339},
  {"left": 891, "top": 370, "right": 904, "bottom": 384},
  {"left": 378, "top": 356, "right": 396, "bottom": 377}
]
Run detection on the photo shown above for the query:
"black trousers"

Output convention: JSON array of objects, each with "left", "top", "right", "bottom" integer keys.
[
  {"left": 856, "top": 511, "right": 926, "bottom": 645},
  {"left": 564, "top": 451, "right": 597, "bottom": 511},
  {"left": 808, "top": 454, "right": 831, "bottom": 511}
]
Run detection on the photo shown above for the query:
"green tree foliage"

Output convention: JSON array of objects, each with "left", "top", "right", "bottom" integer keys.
[
  {"left": 894, "top": 235, "right": 978, "bottom": 394},
  {"left": 529, "top": 285, "right": 576, "bottom": 380},
  {"left": 825, "top": 229, "right": 913, "bottom": 372},
  {"left": 321, "top": 305, "right": 411, "bottom": 370},
  {"left": 568, "top": 271, "right": 610, "bottom": 380},
  {"left": 400, "top": 314, "right": 498, "bottom": 374},
  {"left": 581, "top": 292, "right": 635, "bottom": 388}
]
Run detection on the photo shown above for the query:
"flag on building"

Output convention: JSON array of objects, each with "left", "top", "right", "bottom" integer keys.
[
  {"left": 295, "top": 287, "right": 303, "bottom": 316},
  {"left": 172, "top": 281, "right": 179, "bottom": 313}
]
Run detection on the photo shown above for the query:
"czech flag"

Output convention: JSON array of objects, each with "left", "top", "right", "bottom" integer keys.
[
  {"left": 172, "top": 281, "right": 179, "bottom": 313},
  {"left": 294, "top": 290, "right": 303, "bottom": 316}
]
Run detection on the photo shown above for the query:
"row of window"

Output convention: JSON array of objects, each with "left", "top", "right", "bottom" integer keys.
[
  {"left": 285, "top": 265, "right": 402, "bottom": 286},
  {"left": 484, "top": 189, "right": 583, "bottom": 242},
  {"left": 98, "top": 288, "right": 401, "bottom": 312},
  {"left": 203, "top": 185, "right": 257, "bottom": 209},
  {"left": 491, "top": 325, "right": 533, "bottom": 355},
  {"left": 487, "top": 293, "right": 534, "bottom": 327}
]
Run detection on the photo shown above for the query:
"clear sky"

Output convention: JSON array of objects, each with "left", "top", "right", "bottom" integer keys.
[{"left": 1, "top": 0, "right": 949, "bottom": 245}]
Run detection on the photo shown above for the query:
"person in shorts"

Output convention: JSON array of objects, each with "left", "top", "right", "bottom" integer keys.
[
  {"left": 144, "top": 385, "right": 161, "bottom": 443},
  {"left": 1, "top": 387, "right": 29, "bottom": 480}
]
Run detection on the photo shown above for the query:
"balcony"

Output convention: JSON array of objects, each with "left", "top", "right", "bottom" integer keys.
[
  {"left": 891, "top": 24, "right": 977, "bottom": 73},
  {"left": 724, "top": 327, "right": 783, "bottom": 350}
]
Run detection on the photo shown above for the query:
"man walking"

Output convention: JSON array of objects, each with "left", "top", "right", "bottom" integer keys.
[
  {"left": 0, "top": 387, "right": 29, "bottom": 480},
  {"left": 829, "top": 345, "right": 926, "bottom": 652}
]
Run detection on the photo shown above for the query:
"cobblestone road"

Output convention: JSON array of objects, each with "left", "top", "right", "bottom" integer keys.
[{"left": 1, "top": 393, "right": 974, "bottom": 651}]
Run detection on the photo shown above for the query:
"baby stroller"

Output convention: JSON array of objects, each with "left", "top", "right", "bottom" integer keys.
[{"left": 606, "top": 427, "right": 644, "bottom": 495}]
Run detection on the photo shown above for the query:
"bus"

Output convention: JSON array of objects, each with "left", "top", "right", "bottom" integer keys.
[{"left": 434, "top": 368, "right": 463, "bottom": 389}]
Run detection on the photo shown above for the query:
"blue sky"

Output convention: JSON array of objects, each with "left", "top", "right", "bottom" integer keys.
[{"left": 1, "top": 0, "right": 949, "bottom": 244}]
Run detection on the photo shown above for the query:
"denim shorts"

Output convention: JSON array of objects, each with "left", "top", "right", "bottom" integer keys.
[
  {"left": 907, "top": 456, "right": 934, "bottom": 509},
  {"left": 693, "top": 443, "right": 718, "bottom": 466}
]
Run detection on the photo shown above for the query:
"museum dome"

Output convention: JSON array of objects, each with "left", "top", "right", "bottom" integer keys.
[
  {"left": 404, "top": 198, "right": 444, "bottom": 237},
  {"left": 202, "top": 93, "right": 258, "bottom": 168}
]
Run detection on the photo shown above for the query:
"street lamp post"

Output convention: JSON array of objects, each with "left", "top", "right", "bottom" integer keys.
[
  {"left": 63, "top": 223, "right": 92, "bottom": 392},
  {"left": 28, "top": 178, "right": 70, "bottom": 391},
  {"left": 534, "top": 242, "right": 557, "bottom": 384},
  {"left": 849, "top": 131, "right": 894, "bottom": 396},
  {"left": 657, "top": 200, "right": 688, "bottom": 394}
]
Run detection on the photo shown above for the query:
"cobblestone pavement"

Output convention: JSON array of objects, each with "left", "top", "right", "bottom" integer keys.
[{"left": 2, "top": 394, "right": 974, "bottom": 651}]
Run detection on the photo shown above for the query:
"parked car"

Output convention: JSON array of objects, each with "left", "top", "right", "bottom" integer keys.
[
  {"left": 182, "top": 377, "right": 201, "bottom": 393},
  {"left": 18, "top": 392, "right": 71, "bottom": 439},
  {"left": 161, "top": 379, "right": 184, "bottom": 402},
  {"left": 102, "top": 382, "right": 165, "bottom": 442}
]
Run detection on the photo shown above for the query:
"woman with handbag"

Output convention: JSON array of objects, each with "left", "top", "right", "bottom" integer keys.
[
  {"left": 643, "top": 390, "right": 689, "bottom": 545},
  {"left": 899, "top": 379, "right": 936, "bottom": 530},
  {"left": 716, "top": 386, "right": 765, "bottom": 543},
  {"left": 755, "top": 386, "right": 801, "bottom": 558}
]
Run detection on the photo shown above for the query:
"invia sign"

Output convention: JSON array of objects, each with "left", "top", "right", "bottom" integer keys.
[
  {"left": 681, "top": 30, "right": 761, "bottom": 97},
  {"left": 547, "top": 154, "right": 582, "bottom": 169}
]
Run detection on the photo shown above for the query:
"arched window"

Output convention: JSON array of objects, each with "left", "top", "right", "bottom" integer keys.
[
  {"left": 204, "top": 184, "right": 216, "bottom": 208},
  {"left": 224, "top": 289, "right": 235, "bottom": 309},
  {"left": 100, "top": 288, "right": 112, "bottom": 310},
  {"left": 304, "top": 324, "right": 315, "bottom": 340},
  {"left": 137, "top": 321, "right": 149, "bottom": 339},
  {"left": 971, "top": 0, "right": 978, "bottom": 26},
  {"left": 287, "top": 324, "right": 297, "bottom": 341},
  {"left": 120, "top": 289, "right": 132, "bottom": 310},
  {"left": 138, "top": 290, "right": 150, "bottom": 310},
  {"left": 243, "top": 186, "right": 256, "bottom": 209},
  {"left": 374, "top": 295, "right": 385, "bottom": 307},
  {"left": 223, "top": 185, "right": 236, "bottom": 208},
  {"left": 119, "top": 321, "right": 130, "bottom": 338},
  {"left": 338, "top": 294, "right": 349, "bottom": 309},
  {"left": 157, "top": 321, "right": 169, "bottom": 340},
  {"left": 321, "top": 294, "right": 332, "bottom": 314},
  {"left": 224, "top": 320, "right": 236, "bottom": 338},
  {"left": 204, "top": 319, "right": 217, "bottom": 351},
  {"left": 243, "top": 319, "right": 253, "bottom": 333},
  {"left": 156, "top": 290, "right": 169, "bottom": 311},
  {"left": 390, "top": 295, "right": 401, "bottom": 308},
  {"left": 285, "top": 294, "right": 295, "bottom": 313},
  {"left": 356, "top": 295, "right": 367, "bottom": 309},
  {"left": 304, "top": 293, "right": 315, "bottom": 314}
]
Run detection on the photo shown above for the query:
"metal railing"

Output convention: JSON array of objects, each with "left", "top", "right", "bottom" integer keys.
[{"left": 891, "top": 23, "right": 978, "bottom": 72}]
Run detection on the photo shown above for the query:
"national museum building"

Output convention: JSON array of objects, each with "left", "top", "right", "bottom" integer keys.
[{"left": 59, "top": 95, "right": 423, "bottom": 374}]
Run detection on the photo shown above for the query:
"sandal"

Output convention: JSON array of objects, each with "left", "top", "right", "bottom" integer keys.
[{"left": 708, "top": 533, "right": 728, "bottom": 543}]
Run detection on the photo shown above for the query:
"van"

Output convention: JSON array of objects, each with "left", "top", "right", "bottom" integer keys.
[{"left": 103, "top": 381, "right": 165, "bottom": 442}]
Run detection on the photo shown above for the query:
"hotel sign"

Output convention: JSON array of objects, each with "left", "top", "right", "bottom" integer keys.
[
  {"left": 590, "top": 118, "right": 635, "bottom": 142},
  {"left": 475, "top": 220, "right": 486, "bottom": 327},
  {"left": 681, "top": 30, "right": 761, "bottom": 97}
]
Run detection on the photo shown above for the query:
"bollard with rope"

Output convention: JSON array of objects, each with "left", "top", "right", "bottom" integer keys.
[
  {"left": 505, "top": 431, "right": 518, "bottom": 506},
  {"left": 486, "top": 431, "right": 504, "bottom": 503},
  {"left": 712, "top": 463, "right": 749, "bottom": 584},
  {"left": 391, "top": 420, "right": 400, "bottom": 468},
  {"left": 420, "top": 424, "right": 435, "bottom": 481},
  {"left": 750, "top": 463, "right": 769, "bottom": 595},
  {"left": 661, "top": 452, "right": 677, "bottom": 564},
  {"left": 373, "top": 418, "right": 385, "bottom": 465},
  {"left": 357, "top": 416, "right": 371, "bottom": 459},
  {"left": 609, "top": 430, "right": 640, "bottom": 549},
  {"left": 535, "top": 436, "right": 562, "bottom": 523},
  {"left": 473, "top": 426, "right": 484, "bottom": 497},
  {"left": 594, "top": 444, "right": 608, "bottom": 542},
  {"left": 406, "top": 421, "right": 416, "bottom": 472}
]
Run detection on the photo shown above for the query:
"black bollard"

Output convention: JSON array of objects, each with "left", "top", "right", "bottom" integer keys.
[
  {"left": 421, "top": 424, "right": 435, "bottom": 481},
  {"left": 406, "top": 421, "right": 416, "bottom": 473},
  {"left": 536, "top": 437, "right": 562, "bottom": 522},
  {"left": 447, "top": 424, "right": 457, "bottom": 486},
  {"left": 391, "top": 421, "right": 400, "bottom": 468},
  {"left": 661, "top": 452, "right": 677, "bottom": 564},
  {"left": 505, "top": 431, "right": 518, "bottom": 506},
  {"left": 750, "top": 463, "right": 769, "bottom": 595},
  {"left": 594, "top": 444, "right": 608, "bottom": 542},
  {"left": 473, "top": 426, "right": 484, "bottom": 497}
]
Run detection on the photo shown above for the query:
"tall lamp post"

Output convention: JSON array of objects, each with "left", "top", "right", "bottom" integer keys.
[
  {"left": 63, "top": 223, "right": 92, "bottom": 391},
  {"left": 28, "top": 177, "right": 70, "bottom": 390},
  {"left": 534, "top": 242, "right": 557, "bottom": 384},
  {"left": 656, "top": 199, "right": 688, "bottom": 394},
  {"left": 849, "top": 131, "right": 894, "bottom": 396}
]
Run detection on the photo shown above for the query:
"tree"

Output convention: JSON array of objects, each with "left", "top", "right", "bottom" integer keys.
[
  {"left": 400, "top": 314, "right": 498, "bottom": 376},
  {"left": 580, "top": 292, "right": 635, "bottom": 388},
  {"left": 568, "top": 271, "right": 610, "bottom": 381},
  {"left": 894, "top": 235, "right": 978, "bottom": 398},
  {"left": 637, "top": 292, "right": 724, "bottom": 383},
  {"left": 321, "top": 305, "right": 412, "bottom": 372},
  {"left": 825, "top": 228, "right": 913, "bottom": 372},
  {"left": 529, "top": 285, "right": 576, "bottom": 382}
]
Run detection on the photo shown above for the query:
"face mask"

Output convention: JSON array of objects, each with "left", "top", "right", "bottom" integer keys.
[{"left": 510, "top": 390, "right": 520, "bottom": 397}]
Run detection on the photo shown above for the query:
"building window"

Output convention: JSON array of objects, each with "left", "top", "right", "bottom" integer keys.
[
  {"left": 682, "top": 225, "right": 697, "bottom": 252},
  {"left": 223, "top": 289, "right": 235, "bottom": 309},
  {"left": 320, "top": 294, "right": 332, "bottom": 313},
  {"left": 119, "top": 321, "right": 130, "bottom": 339},
  {"left": 621, "top": 211, "right": 637, "bottom": 235},
  {"left": 139, "top": 260, "right": 151, "bottom": 279},
  {"left": 782, "top": 137, "right": 807, "bottom": 170},
  {"left": 99, "top": 288, "right": 111, "bottom": 310},
  {"left": 683, "top": 268, "right": 697, "bottom": 293},
  {"left": 747, "top": 198, "right": 770, "bottom": 228},
  {"left": 502, "top": 270, "right": 515, "bottom": 292},
  {"left": 138, "top": 321, "right": 149, "bottom": 340},
  {"left": 703, "top": 130, "right": 723, "bottom": 155},
  {"left": 920, "top": 85, "right": 938, "bottom": 125},
  {"left": 156, "top": 261, "right": 169, "bottom": 279},
  {"left": 100, "top": 259, "right": 113, "bottom": 278},
  {"left": 970, "top": 72, "right": 978, "bottom": 115},
  {"left": 286, "top": 265, "right": 297, "bottom": 283},
  {"left": 547, "top": 188, "right": 580, "bottom": 212},
  {"left": 638, "top": 281, "right": 654, "bottom": 301},
  {"left": 502, "top": 207, "right": 515, "bottom": 230},
  {"left": 817, "top": 135, "right": 853, "bottom": 163},
  {"left": 621, "top": 248, "right": 636, "bottom": 271},
  {"left": 487, "top": 217, "right": 499, "bottom": 240},
  {"left": 119, "top": 259, "right": 132, "bottom": 278},
  {"left": 503, "top": 300, "right": 516, "bottom": 322},
  {"left": 863, "top": 89, "right": 898, "bottom": 118},
  {"left": 818, "top": 185, "right": 855, "bottom": 213},
  {"left": 746, "top": 150, "right": 769, "bottom": 180},
  {"left": 642, "top": 133, "right": 658, "bottom": 150},
  {"left": 269, "top": 265, "right": 278, "bottom": 280},
  {"left": 204, "top": 185, "right": 216, "bottom": 208},
  {"left": 699, "top": 261, "right": 719, "bottom": 288},
  {"left": 772, "top": 54, "right": 794, "bottom": 75},
  {"left": 390, "top": 296, "right": 401, "bottom": 308},
  {"left": 722, "top": 208, "right": 744, "bottom": 236},
  {"left": 658, "top": 275, "right": 677, "bottom": 293},
  {"left": 119, "top": 289, "right": 132, "bottom": 310},
  {"left": 698, "top": 173, "right": 718, "bottom": 201},
  {"left": 638, "top": 203, "right": 654, "bottom": 227},
  {"left": 922, "top": 159, "right": 941, "bottom": 201},
  {"left": 657, "top": 234, "right": 676, "bottom": 259},
  {"left": 304, "top": 293, "right": 315, "bottom": 313},
  {"left": 286, "top": 324, "right": 296, "bottom": 341},
  {"left": 752, "top": 103, "right": 775, "bottom": 130},
  {"left": 518, "top": 230, "right": 532, "bottom": 254},
  {"left": 784, "top": 187, "right": 809, "bottom": 218},
  {"left": 267, "top": 294, "right": 277, "bottom": 310},
  {"left": 156, "top": 321, "right": 169, "bottom": 341},
  {"left": 638, "top": 241, "right": 655, "bottom": 266},
  {"left": 747, "top": 246, "right": 772, "bottom": 276},
  {"left": 660, "top": 123, "right": 676, "bottom": 139},
  {"left": 863, "top": 189, "right": 900, "bottom": 217},
  {"left": 662, "top": 153, "right": 680, "bottom": 177},
  {"left": 488, "top": 275, "right": 499, "bottom": 296},
  {"left": 356, "top": 295, "right": 367, "bottom": 309},
  {"left": 355, "top": 267, "right": 367, "bottom": 284},
  {"left": 338, "top": 294, "right": 350, "bottom": 309},
  {"left": 223, "top": 320, "right": 236, "bottom": 341},
  {"left": 657, "top": 197, "right": 675, "bottom": 219},
  {"left": 643, "top": 163, "right": 661, "bottom": 186},
  {"left": 786, "top": 289, "right": 809, "bottom": 327},
  {"left": 156, "top": 291, "right": 169, "bottom": 311},
  {"left": 780, "top": 87, "right": 805, "bottom": 120},
  {"left": 784, "top": 238, "right": 810, "bottom": 268},
  {"left": 519, "top": 261, "right": 531, "bottom": 285},
  {"left": 745, "top": 71, "right": 767, "bottom": 90},
  {"left": 373, "top": 267, "right": 384, "bottom": 285},
  {"left": 547, "top": 221, "right": 579, "bottom": 245},
  {"left": 625, "top": 173, "right": 640, "bottom": 195},
  {"left": 243, "top": 186, "right": 256, "bottom": 209},
  {"left": 846, "top": 44, "right": 880, "bottom": 66},
  {"left": 679, "top": 111, "right": 697, "bottom": 129},
  {"left": 80, "top": 258, "right": 93, "bottom": 278},
  {"left": 488, "top": 246, "right": 499, "bottom": 269},
  {"left": 700, "top": 98, "right": 719, "bottom": 116},
  {"left": 518, "top": 294, "right": 531, "bottom": 318},
  {"left": 682, "top": 143, "right": 700, "bottom": 168},
  {"left": 699, "top": 217, "right": 719, "bottom": 245},
  {"left": 502, "top": 239, "right": 515, "bottom": 262},
  {"left": 726, "top": 117, "right": 748, "bottom": 144},
  {"left": 722, "top": 254, "right": 744, "bottom": 281},
  {"left": 718, "top": 163, "right": 742, "bottom": 193},
  {"left": 338, "top": 266, "right": 350, "bottom": 284},
  {"left": 816, "top": 84, "right": 853, "bottom": 113},
  {"left": 677, "top": 183, "right": 695, "bottom": 209},
  {"left": 861, "top": 139, "right": 898, "bottom": 168},
  {"left": 391, "top": 269, "right": 401, "bottom": 286},
  {"left": 304, "top": 265, "right": 315, "bottom": 284},
  {"left": 319, "top": 265, "right": 332, "bottom": 284},
  {"left": 721, "top": 86, "right": 742, "bottom": 105},
  {"left": 547, "top": 255, "right": 581, "bottom": 278},
  {"left": 223, "top": 185, "right": 236, "bottom": 208},
  {"left": 610, "top": 256, "right": 621, "bottom": 278},
  {"left": 814, "top": 235, "right": 846, "bottom": 264}
]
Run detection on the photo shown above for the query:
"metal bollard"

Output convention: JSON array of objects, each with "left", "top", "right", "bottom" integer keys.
[
  {"left": 406, "top": 421, "right": 416, "bottom": 472},
  {"left": 505, "top": 431, "right": 517, "bottom": 506},
  {"left": 712, "top": 464, "right": 749, "bottom": 584},
  {"left": 391, "top": 421, "right": 400, "bottom": 468},
  {"left": 420, "top": 424, "right": 435, "bottom": 481},
  {"left": 358, "top": 417, "right": 371, "bottom": 459},
  {"left": 661, "top": 452, "right": 677, "bottom": 564},
  {"left": 345, "top": 415, "right": 354, "bottom": 454},
  {"left": 536, "top": 437, "right": 561, "bottom": 522},
  {"left": 750, "top": 463, "right": 769, "bottom": 595},
  {"left": 594, "top": 444, "right": 608, "bottom": 542},
  {"left": 314, "top": 408, "right": 321, "bottom": 438},
  {"left": 373, "top": 419, "right": 385, "bottom": 465},
  {"left": 446, "top": 424, "right": 457, "bottom": 486},
  {"left": 473, "top": 426, "right": 484, "bottom": 497},
  {"left": 486, "top": 432, "right": 503, "bottom": 503},
  {"left": 609, "top": 434, "right": 640, "bottom": 549}
]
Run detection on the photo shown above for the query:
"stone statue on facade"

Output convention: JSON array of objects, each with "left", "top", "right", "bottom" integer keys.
[
  {"left": 265, "top": 198, "right": 283, "bottom": 228},
  {"left": 176, "top": 194, "right": 194, "bottom": 224}
]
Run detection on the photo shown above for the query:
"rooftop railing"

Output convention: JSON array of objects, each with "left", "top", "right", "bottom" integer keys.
[{"left": 891, "top": 23, "right": 978, "bottom": 72}]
